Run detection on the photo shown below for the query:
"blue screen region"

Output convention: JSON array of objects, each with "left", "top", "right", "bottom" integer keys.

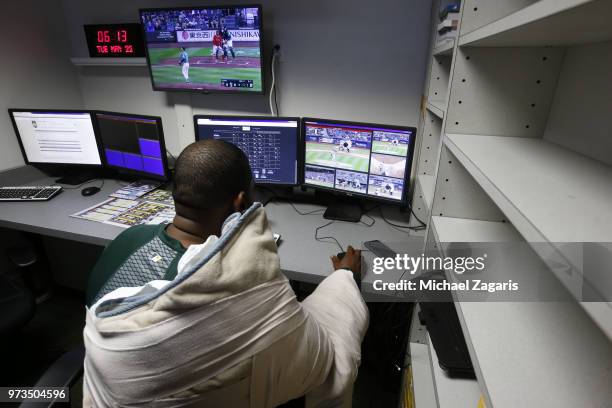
[
  {"left": 196, "top": 118, "right": 298, "bottom": 184},
  {"left": 105, "top": 138, "right": 163, "bottom": 176}
]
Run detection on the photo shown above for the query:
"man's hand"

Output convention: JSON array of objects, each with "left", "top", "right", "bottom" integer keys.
[{"left": 331, "top": 245, "right": 362, "bottom": 276}]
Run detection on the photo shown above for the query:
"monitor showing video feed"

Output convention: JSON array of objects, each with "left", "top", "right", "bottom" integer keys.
[
  {"left": 195, "top": 116, "right": 299, "bottom": 185},
  {"left": 303, "top": 118, "right": 416, "bottom": 203},
  {"left": 139, "top": 6, "right": 263, "bottom": 93}
]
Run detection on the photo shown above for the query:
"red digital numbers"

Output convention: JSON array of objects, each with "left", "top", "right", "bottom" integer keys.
[
  {"left": 117, "top": 30, "right": 127, "bottom": 42},
  {"left": 97, "top": 30, "right": 110, "bottom": 43},
  {"left": 88, "top": 25, "right": 141, "bottom": 57}
]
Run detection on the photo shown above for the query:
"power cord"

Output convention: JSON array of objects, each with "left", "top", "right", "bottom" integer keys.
[
  {"left": 60, "top": 178, "right": 105, "bottom": 190},
  {"left": 314, "top": 221, "right": 343, "bottom": 252},
  {"left": 269, "top": 45, "right": 280, "bottom": 117},
  {"left": 290, "top": 202, "right": 324, "bottom": 215},
  {"left": 380, "top": 205, "right": 426, "bottom": 232}
]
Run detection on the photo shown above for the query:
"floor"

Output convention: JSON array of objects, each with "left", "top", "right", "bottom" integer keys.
[{"left": 1, "top": 288, "right": 411, "bottom": 408}]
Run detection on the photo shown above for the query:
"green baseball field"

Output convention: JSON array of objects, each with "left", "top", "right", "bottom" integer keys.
[
  {"left": 305, "top": 142, "right": 370, "bottom": 173},
  {"left": 371, "top": 140, "right": 408, "bottom": 156},
  {"left": 147, "top": 46, "right": 262, "bottom": 91}
]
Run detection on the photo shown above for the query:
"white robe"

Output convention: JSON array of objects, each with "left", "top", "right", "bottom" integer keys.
[{"left": 83, "top": 203, "right": 369, "bottom": 407}]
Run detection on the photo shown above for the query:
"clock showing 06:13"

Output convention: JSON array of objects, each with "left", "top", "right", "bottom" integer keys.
[{"left": 84, "top": 24, "right": 146, "bottom": 57}]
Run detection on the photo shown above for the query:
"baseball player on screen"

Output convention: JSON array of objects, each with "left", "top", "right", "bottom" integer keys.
[
  {"left": 179, "top": 47, "right": 190, "bottom": 83},
  {"left": 222, "top": 27, "right": 236, "bottom": 60},
  {"left": 212, "top": 30, "right": 224, "bottom": 62}
]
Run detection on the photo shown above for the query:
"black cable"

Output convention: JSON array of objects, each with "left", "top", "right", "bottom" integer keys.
[
  {"left": 314, "top": 220, "right": 343, "bottom": 252},
  {"left": 380, "top": 206, "right": 426, "bottom": 232},
  {"left": 406, "top": 201, "right": 427, "bottom": 228},
  {"left": 60, "top": 178, "right": 105, "bottom": 190},
  {"left": 291, "top": 202, "right": 325, "bottom": 215}
]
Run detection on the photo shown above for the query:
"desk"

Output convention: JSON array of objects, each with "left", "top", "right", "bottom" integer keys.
[{"left": 0, "top": 165, "right": 422, "bottom": 290}]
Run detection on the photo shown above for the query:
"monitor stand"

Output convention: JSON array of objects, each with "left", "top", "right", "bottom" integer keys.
[
  {"left": 323, "top": 200, "right": 363, "bottom": 223},
  {"left": 55, "top": 172, "right": 96, "bottom": 186}
]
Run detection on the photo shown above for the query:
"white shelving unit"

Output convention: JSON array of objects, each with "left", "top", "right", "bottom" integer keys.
[
  {"left": 417, "top": 174, "right": 435, "bottom": 209},
  {"left": 444, "top": 133, "right": 612, "bottom": 243},
  {"left": 70, "top": 57, "right": 147, "bottom": 66},
  {"left": 459, "top": 0, "right": 612, "bottom": 47},
  {"left": 427, "top": 334, "right": 481, "bottom": 408},
  {"left": 409, "top": 1, "right": 612, "bottom": 407},
  {"left": 431, "top": 216, "right": 612, "bottom": 408},
  {"left": 409, "top": 341, "right": 437, "bottom": 408},
  {"left": 426, "top": 100, "right": 445, "bottom": 119},
  {"left": 432, "top": 40, "right": 454, "bottom": 57}
]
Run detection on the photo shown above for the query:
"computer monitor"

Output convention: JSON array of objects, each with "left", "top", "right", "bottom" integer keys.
[
  {"left": 303, "top": 118, "right": 416, "bottom": 221},
  {"left": 95, "top": 112, "right": 169, "bottom": 181},
  {"left": 9, "top": 109, "right": 102, "bottom": 166},
  {"left": 194, "top": 116, "right": 300, "bottom": 185},
  {"left": 9, "top": 109, "right": 103, "bottom": 184}
]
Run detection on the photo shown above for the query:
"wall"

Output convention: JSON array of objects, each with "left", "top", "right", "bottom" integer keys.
[
  {"left": 0, "top": 0, "right": 84, "bottom": 171},
  {"left": 63, "top": 0, "right": 432, "bottom": 153}
]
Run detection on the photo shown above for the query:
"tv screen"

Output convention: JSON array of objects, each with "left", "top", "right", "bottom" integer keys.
[
  {"left": 303, "top": 118, "right": 416, "bottom": 204},
  {"left": 139, "top": 6, "right": 263, "bottom": 93}
]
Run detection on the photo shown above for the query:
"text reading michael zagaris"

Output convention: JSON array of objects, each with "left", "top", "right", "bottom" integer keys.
[{"left": 372, "top": 278, "right": 519, "bottom": 293}]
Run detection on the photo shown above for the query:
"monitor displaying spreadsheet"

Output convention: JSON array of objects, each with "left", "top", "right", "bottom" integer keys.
[{"left": 195, "top": 116, "right": 299, "bottom": 185}]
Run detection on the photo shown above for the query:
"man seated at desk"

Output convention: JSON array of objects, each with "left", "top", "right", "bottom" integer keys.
[{"left": 83, "top": 140, "right": 369, "bottom": 407}]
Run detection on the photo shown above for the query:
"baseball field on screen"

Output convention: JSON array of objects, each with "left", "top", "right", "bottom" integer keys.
[{"left": 305, "top": 142, "right": 370, "bottom": 173}]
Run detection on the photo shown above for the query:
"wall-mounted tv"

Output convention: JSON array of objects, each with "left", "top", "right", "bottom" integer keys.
[{"left": 139, "top": 5, "right": 263, "bottom": 94}]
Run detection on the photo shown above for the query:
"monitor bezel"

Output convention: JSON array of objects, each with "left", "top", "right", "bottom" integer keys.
[
  {"left": 139, "top": 4, "right": 265, "bottom": 95},
  {"left": 301, "top": 117, "right": 417, "bottom": 205},
  {"left": 8, "top": 108, "right": 104, "bottom": 169},
  {"left": 193, "top": 114, "right": 302, "bottom": 186},
  {"left": 93, "top": 110, "right": 170, "bottom": 182}
]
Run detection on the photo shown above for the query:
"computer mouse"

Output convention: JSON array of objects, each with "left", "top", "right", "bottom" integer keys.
[
  {"left": 336, "top": 252, "right": 347, "bottom": 260},
  {"left": 81, "top": 186, "right": 101, "bottom": 197}
]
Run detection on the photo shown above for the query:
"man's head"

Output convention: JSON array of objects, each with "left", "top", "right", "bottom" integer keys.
[
  {"left": 181, "top": 46, "right": 186, "bottom": 51},
  {"left": 173, "top": 140, "right": 253, "bottom": 233}
]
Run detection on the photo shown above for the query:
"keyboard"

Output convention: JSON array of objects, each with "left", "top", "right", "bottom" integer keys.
[{"left": 0, "top": 185, "right": 63, "bottom": 201}]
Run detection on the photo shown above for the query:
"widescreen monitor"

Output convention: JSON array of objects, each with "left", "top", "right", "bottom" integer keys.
[
  {"left": 195, "top": 116, "right": 299, "bottom": 185},
  {"left": 95, "top": 112, "right": 169, "bottom": 181},
  {"left": 303, "top": 118, "right": 416, "bottom": 204},
  {"left": 9, "top": 109, "right": 102, "bottom": 166},
  {"left": 139, "top": 6, "right": 263, "bottom": 93}
]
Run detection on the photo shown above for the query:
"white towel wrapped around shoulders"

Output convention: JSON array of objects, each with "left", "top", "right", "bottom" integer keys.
[{"left": 83, "top": 203, "right": 368, "bottom": 407}]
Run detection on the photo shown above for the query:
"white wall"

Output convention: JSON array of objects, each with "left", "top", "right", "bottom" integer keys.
[
  {"left": 0, "top": 0, "right": 84, "bottom": 171},
  {"left": 63, "top": 0, "right": 432, "bottom": 153}
]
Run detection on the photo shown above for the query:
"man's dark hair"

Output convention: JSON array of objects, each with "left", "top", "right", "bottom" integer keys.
[{"left": 173, "top": 140, "right": 252, "bottom": 209}]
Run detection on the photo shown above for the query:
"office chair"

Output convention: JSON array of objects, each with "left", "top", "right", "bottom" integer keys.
[
  {"left": 0, "top": 245, "right": 83, "bottom": 408},
  {"left": 0, "top": 272, "right": 35, "bottom": 336}
]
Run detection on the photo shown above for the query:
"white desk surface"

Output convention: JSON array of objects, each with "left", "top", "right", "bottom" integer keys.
[{"left": 0, "top": 166, "right": 422, "bottom": 286}]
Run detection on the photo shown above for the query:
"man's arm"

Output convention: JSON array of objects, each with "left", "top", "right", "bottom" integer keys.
[{"left": 249, "top": 247, "right": 368, "bottom": 408}]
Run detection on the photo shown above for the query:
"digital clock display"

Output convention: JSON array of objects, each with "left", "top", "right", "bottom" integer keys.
[{"left": 84, "top": 24, "right": 145, "bottom": 57}]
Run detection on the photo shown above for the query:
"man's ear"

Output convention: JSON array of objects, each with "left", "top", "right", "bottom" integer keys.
[{"left": 232, "top": 191, "right": 249, "bottom": 213}]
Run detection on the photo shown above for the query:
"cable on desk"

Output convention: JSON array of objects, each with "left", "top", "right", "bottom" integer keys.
[
  {"left": 314, "top": 221, "right": 344, "bottom": 252},
  {"left": 289, "top": 202, "right": 324, "bottom": 216},
  {"left": 406, "top": 202, "right": 427, "bottom": 229},
  {"left": 60, "top": 178, "right": 105, "bottom": 190},
  {"left": 380, "top": 206, "right": 426, "bottom": 232}
]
